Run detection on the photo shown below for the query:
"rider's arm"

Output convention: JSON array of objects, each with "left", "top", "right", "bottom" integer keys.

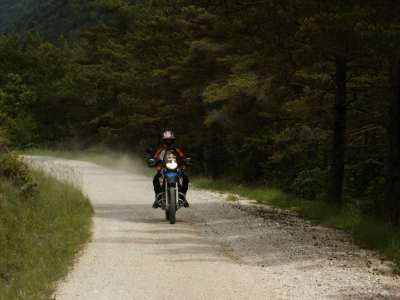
[
  {"left": 176, "top": 148, "right": 185, "bottom": 159},
  {"left": 153, "top": 148, "right": 162, "bottom": 159},
  {"left": 153, "top": 148, "right": 164, "bottom": 171}
]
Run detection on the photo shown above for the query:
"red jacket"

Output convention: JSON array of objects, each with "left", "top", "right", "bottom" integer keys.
[{"left": 154, "top": 146, "right": 185, "bottom": 161}]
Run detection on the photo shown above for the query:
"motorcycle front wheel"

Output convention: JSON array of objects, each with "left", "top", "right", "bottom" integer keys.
[{"left": 168, "top": 187, "right": 176, "bottom": 224}]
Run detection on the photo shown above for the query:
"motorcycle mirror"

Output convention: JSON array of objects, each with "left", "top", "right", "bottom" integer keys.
[
  {"left": 184, "top": 157, "right": 193, "bottom": 166},
  {"left": 148, "top": 158, "right": 157, "bottom": 167}
]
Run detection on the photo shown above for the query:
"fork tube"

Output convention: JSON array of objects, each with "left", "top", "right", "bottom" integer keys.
[
  {"left": 165, "top": 181, "right": 169, "bottom": 208},
  {"left": 176, "top": 183, "right": 179, "bottom": 208}
]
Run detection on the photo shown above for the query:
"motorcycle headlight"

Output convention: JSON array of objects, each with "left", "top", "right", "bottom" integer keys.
[{"left": 166, "top": 160, "right": 178, "bottom": 170}]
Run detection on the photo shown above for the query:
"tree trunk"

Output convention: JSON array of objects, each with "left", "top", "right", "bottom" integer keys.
[
  {"left": 384, "top": 57, "right": 400, "bottom": 225},
  {"left": 327, "top": 56, "right": 348, "bottom": 206}
]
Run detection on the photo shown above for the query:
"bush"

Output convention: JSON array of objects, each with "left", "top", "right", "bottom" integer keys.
[
  {"left": 0, "top": 153, "right": 37, "bottom": 196},
  {"left": 346, "top": 160, "right": 383, "bottom": 197},
  {"left": 291, "top": 167, "right": 326, "bottom": 200},
  {"left": 363, "top": 176, "right": 386, "bottom": 216}
]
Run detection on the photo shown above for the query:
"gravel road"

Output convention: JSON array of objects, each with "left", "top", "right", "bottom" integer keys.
[{"left": 29, "top": 156, "right": 400, "bottom": 300}]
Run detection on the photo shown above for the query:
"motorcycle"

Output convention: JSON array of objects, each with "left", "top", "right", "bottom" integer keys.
[{"left": 148, "top": 150, "right": 191, "bottom": 224}]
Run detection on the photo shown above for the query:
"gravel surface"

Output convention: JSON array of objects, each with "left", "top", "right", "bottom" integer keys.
[{"left": 28, "top": 156, "right": 400, "bottom": 300}]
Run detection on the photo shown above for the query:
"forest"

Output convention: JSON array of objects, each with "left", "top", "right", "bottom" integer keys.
[{"left": 0, "top": 0, "right": 399, "bottom": 225}]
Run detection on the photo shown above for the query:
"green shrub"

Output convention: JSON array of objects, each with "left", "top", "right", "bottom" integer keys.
[
  {"left": 0, "top": 153, "right": 37, "bottom": 197},
  {"left": 346, "top": 160, "right": 383, "bottom": 197},
  {"left": 291, "top": 167, "right": 326, "bottom": 200}
]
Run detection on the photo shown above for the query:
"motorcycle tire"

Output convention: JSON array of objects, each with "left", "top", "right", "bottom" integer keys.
[{"left": 168, "top": 187, "right": 176, "bottom": 224}]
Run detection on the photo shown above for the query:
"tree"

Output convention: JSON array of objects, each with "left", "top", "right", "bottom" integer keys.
[
  {"left": 295, "top": 2, "right": 373, "bottom": 205},
  {"left": 385, "top": 56, "right": 400, "bottom": 224}
]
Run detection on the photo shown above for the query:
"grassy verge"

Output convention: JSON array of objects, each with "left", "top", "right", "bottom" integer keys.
[
  {"left": 193, "top": 177, "right": 400, "bottom": 273},
  {"left": 0, "top": 169, "right": 93, "bottom": 299}
]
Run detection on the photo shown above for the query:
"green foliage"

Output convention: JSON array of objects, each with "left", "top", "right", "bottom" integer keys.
[
  {"left": 0, "top": 153, "right": 36, "bottom": 196},
  {"left": 0, "top": 169, "right": 92, "bottom": 299},
  {"left": 2, "top": 0, "right": 107, "bottom": 40},
  {"left": 0, "top": 74, "right": 36, "bottom": 113},
  {"left": 203, "top": 73, "right": 258, "bottom": 103},
  {"left": 0, "top": 0, "right": 49, "bottom": 31},
  {"left": 291, "top": 167, "right": 326, "bottom": 200},
  {"left": 0, "top": 0, "right": 399, "bottom": 222},
  {"left": 0, "top": 74, "right": 38, "bottom": 147}
]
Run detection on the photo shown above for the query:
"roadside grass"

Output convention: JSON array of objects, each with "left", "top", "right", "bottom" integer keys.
[
  {"left": 193, "top": 177, "right": 400, "bottom": 273},
  {"left": 0, "top": 169, "right": 93, "bottom": 300}
]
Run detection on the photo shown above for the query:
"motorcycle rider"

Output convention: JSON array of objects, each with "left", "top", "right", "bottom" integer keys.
[{"left": 151, "top": 130, "right": 189, "bottom": 208}]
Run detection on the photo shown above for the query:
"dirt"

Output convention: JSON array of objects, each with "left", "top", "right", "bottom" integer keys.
[{"left": 27, "top": 156, "right": 400, "bottom": 300}]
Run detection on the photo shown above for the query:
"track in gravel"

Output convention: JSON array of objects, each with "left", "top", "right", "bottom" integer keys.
[{"left": 30, "top": 156, "right": 400, "bottom": 300}]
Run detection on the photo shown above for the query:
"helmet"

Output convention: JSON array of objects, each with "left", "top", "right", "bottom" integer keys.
[{"left": 162, "top": 130, "right": 176, "bottom": 145}]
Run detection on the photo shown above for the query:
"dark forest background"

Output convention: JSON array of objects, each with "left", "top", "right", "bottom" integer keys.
[{"left": 0, "top": 0, "right": 399, "bottom": 224}]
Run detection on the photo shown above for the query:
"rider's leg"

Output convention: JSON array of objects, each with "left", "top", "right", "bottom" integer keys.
[
  {"left": 181, "top": 173, "right": 189, "bottom": 194},
  {"left": 153, "top": 172, "right": 162, "bottom": 194},
  {"left": 180, "top": 173, "right": 189, "bottom": 207},
  {"left": 152, "top": 172, "right": 163, "bottom": 208}
]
